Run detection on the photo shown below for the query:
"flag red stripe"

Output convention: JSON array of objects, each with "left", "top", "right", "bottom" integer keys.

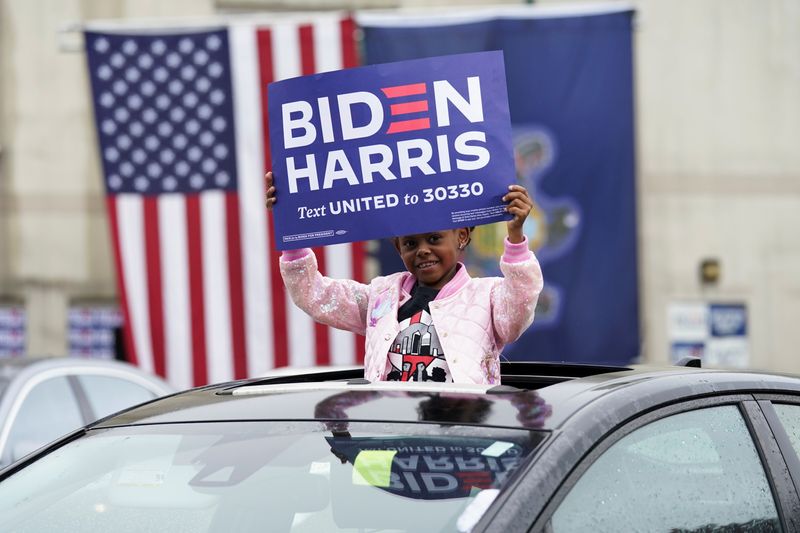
[
  {"left": 340, "top": 15, "right": 366, "bottom": 365},
  {"left": 106, "top": 197, "right": 138, "bottom": 365},
  {"left": 299, "top": 24, "right": 315, "bottom": 74},
  {"left": 256, "top": 28, "right": 289, "bottom": 368},
  {"left": 387, "top": 118, "right": 431, "bottom": 134},
  {"left": 298, "top": 23, "right": 331, "bottom": 366},
  {"left": 143, "top": 197, "right": 166, "bottom": 377},
  {"left": 186, "top": 196, "right": 208, "bottom": 385},
  {"left": 390, "top": 100, "right": 429, "bottom": 115},
  {"left": 340, "top": 17, "right": 359, "bottom": 69},
  {"left": 382, "top": 83, "right": 427, "bottom": 98},
  {"left": 225, "top": 193, "right": 248, "bottom": 379}
]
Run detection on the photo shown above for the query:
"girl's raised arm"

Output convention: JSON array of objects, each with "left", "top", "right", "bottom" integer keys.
[{"left": 502, "top": 184, "right": 533, "bottom": 244}]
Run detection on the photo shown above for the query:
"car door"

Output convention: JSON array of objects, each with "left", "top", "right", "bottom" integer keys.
[
  {"left": 755, "top": 393, "right": 800, "bottom": 513},
  {"left": 534, "top": 395, "right": 800, "bottom": 532}
]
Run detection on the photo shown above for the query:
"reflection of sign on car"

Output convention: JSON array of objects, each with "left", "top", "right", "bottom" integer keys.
[
  {"left": 327, "top": 436, "right": 529, "bottom": 500},
  {"left": 268, "top": 51, "right": 515, "bottom": 248}
]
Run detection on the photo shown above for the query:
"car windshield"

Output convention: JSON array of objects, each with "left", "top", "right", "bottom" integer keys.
[{"left": 0, "top": 421, "right": 546, "bottom": 532}]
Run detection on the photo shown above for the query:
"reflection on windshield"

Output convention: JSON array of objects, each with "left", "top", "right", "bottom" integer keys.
[
  {"left": 314, "top": 389, "right": 552, "bottom": 433},
  {"left": 0, "top": 421, "right": 546, "bottom": 533}
]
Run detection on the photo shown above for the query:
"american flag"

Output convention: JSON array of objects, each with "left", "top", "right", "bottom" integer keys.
[{"left": 84, "top": 15, "right": 365, "bottom": 389}]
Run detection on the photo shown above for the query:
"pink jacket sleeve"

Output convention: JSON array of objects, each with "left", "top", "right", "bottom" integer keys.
[
  {"left": 279, "top": 249, "right": 370, "bottom": 336},
  {"left": 491, "top": 237, "right": 544, "bottom": 345}
]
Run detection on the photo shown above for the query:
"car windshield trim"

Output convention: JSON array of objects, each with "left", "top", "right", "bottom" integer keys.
[{"left": 230, "top": 381, "right": 497, "bottom": 396}]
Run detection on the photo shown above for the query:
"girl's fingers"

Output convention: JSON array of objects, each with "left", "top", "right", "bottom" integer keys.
[
  {"left": 503, "top": 191, "right": 533, "bottom": 205},
  {"left": 506, "top": 184, "right": 530, "bottom": 197},
  {"left": 506, "top": 198, "right": 531, "bottom": 213},
  {"left": 507, "top": 208, "right": 527, "bottom": 220},
  {"left": 265, "top": 174, "right": 276, "bottom": 210}
]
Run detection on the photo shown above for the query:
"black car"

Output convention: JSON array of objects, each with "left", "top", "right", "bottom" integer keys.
[{"left": 1, "top": 361, "right": 799, "bottom": 532}]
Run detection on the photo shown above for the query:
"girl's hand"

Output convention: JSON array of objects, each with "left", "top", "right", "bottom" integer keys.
[
  {"left": 503, "top": 184, "right": 533, "bottom": 244},
  {"left": 265, "top": 171, "right": 276, "bottom": 210}
]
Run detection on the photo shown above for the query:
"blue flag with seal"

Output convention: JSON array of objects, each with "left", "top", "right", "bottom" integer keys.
[
  {"left": 267, "top": 51, "right": 514, "bottom": 250},
  {"left": 360, "top": 6, "right": 639, "bottom": 365}
]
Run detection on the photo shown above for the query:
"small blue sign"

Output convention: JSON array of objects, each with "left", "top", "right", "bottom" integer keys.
[
  {"left": 268, "top": 51, "right": 515, "bottom": 249},
  {"left": 709, "top": 304, "right": 747, "bottom": 337}
]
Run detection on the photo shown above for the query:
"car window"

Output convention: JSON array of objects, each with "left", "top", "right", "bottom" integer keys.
[
  {"left": 772, "top": 403, "right": 800, "bottom": 457},
  {"left": 550, "top": 405, "right": 780, "bottom": 532},
  {"left": 3, "top": 376, "right": 84, "bottom": 465},
  {"left": 0, "top": 421, "right": 546, "bottom": 533},
  {"left": 76, "top": 374, "right": 157, "bottom": 419}
]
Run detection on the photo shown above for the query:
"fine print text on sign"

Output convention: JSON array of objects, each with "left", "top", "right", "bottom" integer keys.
[{"left": 268, "top": 51, "right": 515, "bottom": 249}]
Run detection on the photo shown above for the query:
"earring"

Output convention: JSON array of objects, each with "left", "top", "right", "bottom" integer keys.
[{"left": 458, "top": 242, "right": 465, "bottom": 250}]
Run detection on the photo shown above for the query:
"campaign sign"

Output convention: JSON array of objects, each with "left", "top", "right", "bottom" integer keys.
[{"left": 267, "top": 51, "right": 514, "bottom": 249}]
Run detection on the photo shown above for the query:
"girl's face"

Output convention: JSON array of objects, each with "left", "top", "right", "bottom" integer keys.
[{"left": 394, "top": 228, "right": 469, "bottom": 289}]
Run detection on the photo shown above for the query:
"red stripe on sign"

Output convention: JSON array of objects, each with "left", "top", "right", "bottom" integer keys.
[
  {"left": 382, "top": 83, "right": 426, "bottom": 98},
  {"left": 257, "top": 28, "right": 289, "bottom": 368},
  {"left": 186, "top": 196, "right": 208, "bottom": 386},
  {"left": 390, "top": 100, "right": 429, "bottom": 115},
  {"left": 225, "top": 193, "right": 248, "bottom": 379},
  {"left": 143, "top": 197, "right": 166, "bottom": 378},
  {"left": 387, "top": 118, "right": 431, "bottom": 134},
  {"left": 106, "top": 198, "right": 138, "bottom": 366},
  {"left": 299, "top": 24, "right": 315, "bottom": 74},
  {"left": 340, "top": 17, "right": 359, "bottom": 68}
]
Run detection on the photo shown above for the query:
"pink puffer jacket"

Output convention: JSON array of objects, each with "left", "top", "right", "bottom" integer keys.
[{"left": 280, "top": 238, "right": 543, "bottom": 384}]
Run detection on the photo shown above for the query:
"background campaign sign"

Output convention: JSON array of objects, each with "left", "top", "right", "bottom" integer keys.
[{"left": 267, "top": 51, "right": 514, "bottom": 249}]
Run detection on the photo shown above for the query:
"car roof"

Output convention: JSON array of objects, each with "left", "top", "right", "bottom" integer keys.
[
  {"left": 94, "top": 361, "right": 800, "bottom": 434},
  {"left": 0, "top": 356, "right": 174, "bottom": 395}
]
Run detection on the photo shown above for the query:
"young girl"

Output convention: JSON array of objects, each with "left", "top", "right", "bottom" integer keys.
[{"left": 265, "top": 171, "right": 543, "bottom": 385}]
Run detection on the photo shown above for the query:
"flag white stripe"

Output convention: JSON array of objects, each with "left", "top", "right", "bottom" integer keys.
[
  {"left": 313, "top": 16, "right": 343, "bottom": 74},
  {"left": 229, "top": 23, "right": 273, "bottom": 378},
  {"left": 159, "top": 195, "right": 193, "bottom": 390},
  {"left": 273, "top": 21, "right": 315, "bottom": 368},
  {"left": 272, "top": 22, "right": 302, "bottom": 81},
  {"left": 200, "top": 191, "right": 234, "bottom": 383},
  {"left": 116, "top": 195, "right": 154, "bottom": 373},
  {"left": 325, "top": 244, "right": 356, "bottom": 366}
]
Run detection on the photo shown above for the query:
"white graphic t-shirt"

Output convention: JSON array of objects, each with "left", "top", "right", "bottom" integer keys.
[{"left": 387, "top": 307, "right": 452, "bottom": 383}]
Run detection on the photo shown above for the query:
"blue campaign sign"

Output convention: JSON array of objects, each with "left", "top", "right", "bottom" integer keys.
[{"left": 267, "top": 51, "right": 514, "bottom": 249}]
